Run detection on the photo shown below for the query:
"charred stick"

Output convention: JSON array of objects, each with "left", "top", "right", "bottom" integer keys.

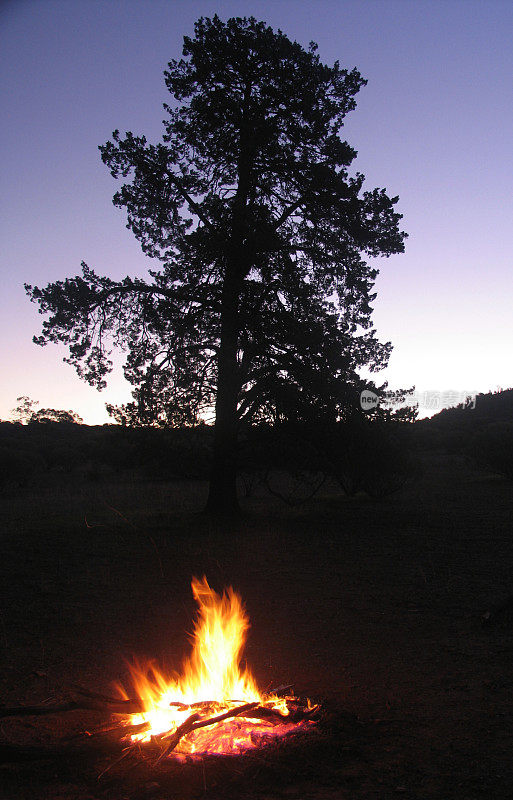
[
  {"left": 0, "top": 701, "right": 80, "bottom": 718},
  {"left": 156, "top": 702, "right": 260, "bottom": 761},
  {"left": 209, "top": 703, "right": 316, "bottom": 725},
  {"left": 187, "top": 702, "right": 260, "bottom": 734},
  {"left": 85, "top": 721, "right": 151, "bottom": 741},
  {"left": 0, "top": 722, "right": 150, "bottom": 764},
  {"left": 65, "top": 720, "right": 150, "bottom": 741},
  {"left": 67, "top": 684, "right": 143, "bottom": 713},
  {"left": 157, "top": 702, "right": 260, "bottom": 752},
  {"left": 156, "top": 713, "right": 201, "bottom": 762},
  {"left": 290, "top": 704, "right": 321, "bottom": 722},
  {"left": 167, "top": 700, "right": 221, "bottom": 710},
  {"left": 244, "top": 707, "right": 290, "bottom": 724},
  {"left": 85, "top": 698, "right": 143, "bottom": 714},
  {"left": 189, "top": 700, "right": 224, "bottom": 710},
  {"left": 0, "top": 696, "right": 143, "bottom": 718}
]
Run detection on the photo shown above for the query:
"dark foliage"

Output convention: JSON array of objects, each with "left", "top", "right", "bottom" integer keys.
[
  {"left": 0, "top": 417, "right": 418, "bottom": 500},
  {"left": 239, "top": 416, "right": 418, "bottom": 500},
  {"left": 0, "top": 422, "right": 212, "bottom": 488}
]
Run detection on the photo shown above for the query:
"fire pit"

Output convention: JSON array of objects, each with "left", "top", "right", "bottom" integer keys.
[
  {"left": 117, "top": 576, "right": 319, "bottom": 760},
  {"left": 1, "top": 577, "right": 319, "bottom": 765}
]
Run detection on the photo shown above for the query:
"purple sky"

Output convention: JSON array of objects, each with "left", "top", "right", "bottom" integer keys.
[{"left": 1, "top": 0, "right": 512, "bottom": 423}]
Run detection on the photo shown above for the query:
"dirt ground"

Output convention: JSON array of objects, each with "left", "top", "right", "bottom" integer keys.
[{"left": 1, "top": 452, "right": 513, "bottom": 799}]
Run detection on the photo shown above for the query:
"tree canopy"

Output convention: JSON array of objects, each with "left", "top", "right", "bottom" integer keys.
[{"left": 26, "top": 15, "right": 407, "bottom": 512}]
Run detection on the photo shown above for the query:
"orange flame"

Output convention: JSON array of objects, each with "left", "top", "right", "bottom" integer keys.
[{"left": 120, "top": 577, "right": 298, "bottom": 757}]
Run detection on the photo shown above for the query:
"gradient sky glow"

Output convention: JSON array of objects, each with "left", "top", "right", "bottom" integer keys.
[{"left": 1, "top": 0, "right": 512, "bottom": 423}]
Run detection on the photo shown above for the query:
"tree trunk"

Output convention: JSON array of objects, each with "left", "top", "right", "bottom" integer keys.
[
  {"left": 205, "top": 272, "right": 242, "bottom": 515},
  {"left": 206, "top": 84, "right": 253, "bottom": 515}
]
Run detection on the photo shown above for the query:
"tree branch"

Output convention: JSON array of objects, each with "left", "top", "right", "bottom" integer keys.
[
  {"left": 87, "top": 280, "right": 218, "bottom": 314},
  {"left": 165, "top": 171, "right": 217, "bottom": 232},
  {"left": 273, "top": 197, "right": 306, "bottom": 230}
]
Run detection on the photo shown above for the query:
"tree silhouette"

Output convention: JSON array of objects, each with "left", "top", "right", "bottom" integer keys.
[
  {"left": 10, "top": 396, "right": 82, "bottom": 425},
  {"left": 10, "top": 396, "right": 39, "bottom": 425},
  {"left": 26, "top": 16, "right": 406, "bottom": 513},
  {"left": 30, "top": 408, "right": 83, "bottom": 424}
]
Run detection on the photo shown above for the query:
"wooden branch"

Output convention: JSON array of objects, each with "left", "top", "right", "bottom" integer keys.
[
  {"left": 187, "top": 701, "right": 259, "bottom": 734},
  {"left": 67, "top": 720, "right": 150, "bottom": 741},
  {"left": 0, "top": 684, "right": 144, "bottom": 719},
  {"left": 289, "top": 703, "right": 321, "bottom": 722},
  {"left": 236, "top": 702, "right": 319, "bottom": 725},
  {"left": 0, "top": 722, "right": 151, "bottom": 764},
  {"left": 273, "top": 197, "right": 305, "bottom": 230},
  {"left": 243, "top": 707, "right": 289, "bottom": 725},
  {"left": 120, "top": 145, "right": 217, "bottom": 234},
  {"left": 0, "top": 683, "right": 320, "bottom": 766},
  {"left": 0, "top": 701, "right": 80, "bottom": 719},
  {"left": 165, "top": 171, "right": 217, "bottom": 233},
  {"left": 156, "top": 702, "right": 259, "bottom": 761},
  {"left": 156, "top": 712, "right": 201, "bottom": 762},
  {"left": 66, "top": 684, "right": 143, "bottom": 714},
  {"left": 83, "top": 280, "right": 219, "bottom": 318},
  {"left": 0, "top": 699, "right": 142, "bottom": 718}
]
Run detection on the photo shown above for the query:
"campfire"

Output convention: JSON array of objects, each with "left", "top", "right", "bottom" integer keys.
[
  {"left": 1, "top": 577, "right": 319, "bottom": 764},
  {"left": 116, "top": 576, "right": 318, "bottom": 760}
]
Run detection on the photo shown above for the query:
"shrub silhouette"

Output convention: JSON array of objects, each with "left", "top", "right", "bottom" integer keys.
[{"left": 238, "top": 418, "right": 417, "bottom": 501}]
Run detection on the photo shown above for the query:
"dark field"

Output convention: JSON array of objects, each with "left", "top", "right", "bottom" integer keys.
[{"left": 1, "top": 453, "right": 513, "bottom": 799}]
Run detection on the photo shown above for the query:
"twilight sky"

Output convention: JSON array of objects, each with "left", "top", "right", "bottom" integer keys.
[{"left": 1, "top": 0, "right": 512, "bottom": 424}]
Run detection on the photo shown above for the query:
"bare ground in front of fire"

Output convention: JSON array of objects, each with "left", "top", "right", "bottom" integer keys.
[{"left": 1, "top": 452, "right": 512, "bottom": 800}]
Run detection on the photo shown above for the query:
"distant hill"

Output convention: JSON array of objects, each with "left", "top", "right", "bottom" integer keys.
[
  {"left": 413, "top": 389, "right": 513, "bottom": 469},
  {"left": 431, "top": 388, "right": 513, "bottom": 424}
]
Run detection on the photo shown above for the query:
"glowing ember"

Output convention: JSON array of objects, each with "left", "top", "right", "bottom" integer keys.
[{"left": 117, "top": 577, "right": 317, "bottom": 759}]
